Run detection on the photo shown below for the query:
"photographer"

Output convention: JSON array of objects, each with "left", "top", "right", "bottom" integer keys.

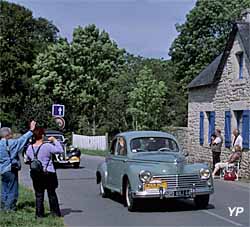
[
  {"left": 0, "top": 121, "right": 36, "bottom": 211},
  {"left": 26, "top": 127, "right": 63, "bottom": 218}
]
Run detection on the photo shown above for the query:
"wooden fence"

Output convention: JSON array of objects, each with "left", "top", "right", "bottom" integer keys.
[{"left": 72, "top": 133, "right": 108, "bottom": 151}]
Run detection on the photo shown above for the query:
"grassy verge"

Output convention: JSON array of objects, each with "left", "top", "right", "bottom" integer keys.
[
  {"left": 0, "top": 183, "right": 64, "bottom": 227},
  {"left": 81, "top": 149, "right": 109, "bottom": 157}
]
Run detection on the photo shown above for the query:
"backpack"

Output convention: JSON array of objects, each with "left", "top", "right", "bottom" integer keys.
[{"left": 30, "top": 144, "right": 44, "bottom": 174}]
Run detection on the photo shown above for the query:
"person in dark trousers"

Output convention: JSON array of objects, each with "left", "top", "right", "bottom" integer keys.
[
  {"left": 0, "top": 121, "right": 36, "bottom": 211},
  {"left": 211, "top": 129, "right": 223, "bottom": 173},
  {"left": 26, "top": 127, "right": 63, "bottom": 218}
]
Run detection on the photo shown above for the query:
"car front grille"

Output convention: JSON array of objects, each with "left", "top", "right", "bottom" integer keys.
[{"left": 152, "top": 174, "right": 207, "bottom": 189}]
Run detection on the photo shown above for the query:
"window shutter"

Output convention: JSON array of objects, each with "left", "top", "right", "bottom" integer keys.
[
  {"left": 242, "top": 110, "right": 250, "bottom": 149},
  {"left": 208, "top": 111, "right": 215, "bottom": 143},
  {"left": 224, "top": 111, "right": 231, "bottom": 148},
  {"left": 200, "top": 112, "right": 204, "bottom": 145},
  {"left": 239, "top": 53, "right": 243, "bottom": 79}
]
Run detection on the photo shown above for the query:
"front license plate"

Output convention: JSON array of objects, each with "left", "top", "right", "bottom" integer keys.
[
  {"left": 144, "top": 181, "right": 168, "bottom": 190},
  {"left": 165, "top": 190, "right": 191, "bottom": 198}
]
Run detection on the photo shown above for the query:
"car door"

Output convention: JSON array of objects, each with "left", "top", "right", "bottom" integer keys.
[
  {"left": 106, "top": 138, "right": 118, "bottom": 188},
  {"left": 111, "top": 137, "right": 128, "bottom": 190}
]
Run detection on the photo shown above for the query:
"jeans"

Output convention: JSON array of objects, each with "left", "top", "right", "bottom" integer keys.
[
  {"left": 31, "top": 172, "right": 61, "bottom": 217},
  {"left": 1, "top": 171, "right": 18, "bottom": 210}
]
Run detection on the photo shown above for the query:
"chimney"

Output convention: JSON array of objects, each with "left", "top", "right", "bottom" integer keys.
[{"left": 241, "top": 8, "right": 250, "bottom": 23}]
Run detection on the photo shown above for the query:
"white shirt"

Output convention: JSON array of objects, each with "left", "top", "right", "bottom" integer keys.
[
  {"left": 232, "top": 135, "right": 243, "bottom": 149},
  {"left": 214, "top": 137, "right": 222, "bottom": 144}
]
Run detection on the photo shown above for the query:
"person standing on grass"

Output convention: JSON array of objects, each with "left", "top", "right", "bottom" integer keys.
[
  {"left": 0, "top": 121, "right": 36, "bottom": 211},
  {"left": 26, "top": 127, "right": 63, "bottom": 218}
]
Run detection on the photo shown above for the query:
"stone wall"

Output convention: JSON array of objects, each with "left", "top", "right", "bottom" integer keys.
[
  {"left": 163, "top": 127, "right": 189, "bottom": 154},
  {"left": 187, "top": 32, "right": 250, "bottom": 179},
  {"left": 166, "top": 127, "right": 250, "bottom": 179}
]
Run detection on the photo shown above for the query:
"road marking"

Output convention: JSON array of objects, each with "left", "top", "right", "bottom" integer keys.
[{"left": 202, "top": 210, "right": 243, "bottom": 226}]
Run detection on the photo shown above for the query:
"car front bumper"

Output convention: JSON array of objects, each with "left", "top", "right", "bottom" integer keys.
[{"left": 132, "top": 187, "right": 214, "bottom": 199}]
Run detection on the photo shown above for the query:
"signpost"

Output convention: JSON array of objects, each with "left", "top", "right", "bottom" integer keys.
[
  {"left": 52, "top": 104, "right": 65, "bottom": 117},
  {"left": 54, "top": 117, "right": 65, "bottom": 129},
  {"left": 52, "top": 104, "right": 65, "bottom": 129}
]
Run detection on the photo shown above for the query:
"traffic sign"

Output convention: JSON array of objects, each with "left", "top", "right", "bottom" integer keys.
[
  {"left": 52, "top": 104, "right": 65, "bottom": 117},
  {"left": 54, "top": 117, "right": 65, "bottom": 129}
]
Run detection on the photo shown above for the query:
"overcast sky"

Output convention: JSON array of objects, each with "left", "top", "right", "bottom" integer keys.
[{"left": 9, "top": 0, "right": 196, "bottom": 59}]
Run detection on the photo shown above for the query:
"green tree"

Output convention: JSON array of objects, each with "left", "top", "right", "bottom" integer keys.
[
  {"left": 0, "top": 1, "right": 58, "bottom": 128},
  {"left": 127, "top": 67, "right": 167, "bottom": 130},
  {"left": 169, "top": 0, "right": 250, "bottom": 85},
  {"left": 33, "top": 25, "right": 125, "bottom": 134}
]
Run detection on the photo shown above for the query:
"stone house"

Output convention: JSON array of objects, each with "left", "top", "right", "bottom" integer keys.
[{"left": 187, "top": 9, "right": 250, "bottom": 179}]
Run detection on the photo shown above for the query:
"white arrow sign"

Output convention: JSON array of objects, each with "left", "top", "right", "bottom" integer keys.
[{"left": 52, "top": 104, "right": 65, "bottom": 117}]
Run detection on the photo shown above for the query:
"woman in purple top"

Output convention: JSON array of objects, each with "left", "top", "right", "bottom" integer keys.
[{"left": 26, "top": 127, "right": 63, "bottom": 218}]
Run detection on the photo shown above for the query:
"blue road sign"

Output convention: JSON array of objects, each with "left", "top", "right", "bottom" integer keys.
[{"left": 52, "top": 104, "right": 65, "bottom": 117}]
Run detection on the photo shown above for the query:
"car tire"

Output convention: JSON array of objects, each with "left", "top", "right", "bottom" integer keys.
[
  {"left": 73, "top": 163, "right": 80, "bottom": 168},
  {"left": 100, "top": 179, "right": 110, "bottom": 198},
  {"left": 194, "top": 194, "right": 210, "bottom": 209},
  {"left": 125, "top": 180, "right": 138, "bottom": 212}
]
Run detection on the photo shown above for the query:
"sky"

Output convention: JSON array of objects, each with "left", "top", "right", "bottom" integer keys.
[{"left": 9, "top": 0, "right": 196, "bottom": 59}]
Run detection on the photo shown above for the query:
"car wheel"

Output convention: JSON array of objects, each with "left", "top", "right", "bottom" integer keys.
[
  {"left": 73, "top": 163, "right": 80, "bottom": 168},
  {"left": 194, "top": 194, "right": 210, "bottom": 209},
  {"left": 125, "top": 180, "right": 138, "bottom": 212},
  {"left": 100, "top": 179, "right": 110, "bottom": 198}
]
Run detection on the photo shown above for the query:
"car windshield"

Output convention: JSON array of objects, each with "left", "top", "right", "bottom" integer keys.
[
  {"left": 130, "top": 137, "right": 179, "bottom": 153},
  {"left": 44, "top": 134, "right": 64, "bottom": 142}
]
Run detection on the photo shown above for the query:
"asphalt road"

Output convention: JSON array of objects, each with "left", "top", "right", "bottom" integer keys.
[{"left": 20, "top": 155, "right": 250, "bottom": 227}]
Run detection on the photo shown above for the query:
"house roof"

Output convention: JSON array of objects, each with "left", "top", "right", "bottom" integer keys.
[
  {"left": 188, "top": 22, "right": 250, "bottom": 89},
  {"left": 187, "top": 53, "right": 223, "bottom": 89}
]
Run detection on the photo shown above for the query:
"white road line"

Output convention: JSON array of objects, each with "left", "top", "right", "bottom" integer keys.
[{"left": 202, "top": 210, "right": 243, "bottom": 226}]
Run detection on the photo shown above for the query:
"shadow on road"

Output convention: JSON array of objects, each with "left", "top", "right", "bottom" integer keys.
[
  {"left": 61, "top": 208, "right": 83, "bottom": 217},
  {"left": 106, "top": 192, "right": 215, "bottom": 213}
]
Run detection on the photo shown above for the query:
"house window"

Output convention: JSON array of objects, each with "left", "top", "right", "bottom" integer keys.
[
  {"left": 234, "top": 111, "right": 243, "bottom": 131},
  {"left": 233, "top": 110, "right": 250, "bottom": 149},
  {"left": 236, "top": 52, "right": 244, "bottom": 79}
]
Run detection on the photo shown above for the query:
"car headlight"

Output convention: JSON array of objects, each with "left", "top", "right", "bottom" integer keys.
[
  {"left": 200, "top": 168, "right": 210, "bottom": 180},
  {"left": 139, "top": 170, "right": 152, "bottom": 183}
]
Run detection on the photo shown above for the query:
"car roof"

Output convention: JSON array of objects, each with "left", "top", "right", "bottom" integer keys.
[
  {"left": 45, "top": 130, "right": 63, "bottom": 135},
  {"left": 116, "top": 131, "right": 176, "bottom": 141}
]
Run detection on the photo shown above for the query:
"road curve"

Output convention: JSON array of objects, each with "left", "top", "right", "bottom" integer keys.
[{"left": 20, "top": 155, "right": 250, "bottom": 227}]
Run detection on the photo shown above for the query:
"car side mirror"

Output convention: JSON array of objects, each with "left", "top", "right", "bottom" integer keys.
[{"left": 183, "top": 151, "right": 189, "bottom": 157}]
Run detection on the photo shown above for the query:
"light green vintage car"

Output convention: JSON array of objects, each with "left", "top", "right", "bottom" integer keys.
[{"left": 96, "top": 131, "right": 214, "bottom": 211}]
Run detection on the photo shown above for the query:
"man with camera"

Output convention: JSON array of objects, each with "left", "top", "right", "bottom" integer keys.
[{"left": 0, "top": 120, "right": 36, "bottom": 211}]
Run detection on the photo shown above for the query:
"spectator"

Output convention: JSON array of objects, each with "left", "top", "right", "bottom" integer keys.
[
  {"left": 212, "top": 145, "right": 242, "bottom": 177},
  {"left": 0, "top": 121, "right": 36, "bottom": 211},
  {"left": 26, "top": 127, "right": 63, "bottom": 218},
  {"left": 210, "top": 129, "right": 223, "bottom": 172},
  {"left": 232, "top": 129, "right": 243, "bottom": 151}
]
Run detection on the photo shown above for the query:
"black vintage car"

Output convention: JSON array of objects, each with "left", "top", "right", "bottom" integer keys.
[{"left": 23, "top": 130, "right": 81, "bottom": 168}]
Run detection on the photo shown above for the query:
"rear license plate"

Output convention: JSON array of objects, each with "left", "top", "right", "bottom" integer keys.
[{"left": 144, "top": 181, "right": 168, "bottom": 190}]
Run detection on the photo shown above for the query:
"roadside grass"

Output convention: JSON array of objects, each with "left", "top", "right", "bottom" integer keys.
[
  {"left": 81, "top": 149, "right": 109, "bottom": 157},
  {"left": 0, "top": 183, "right": 64, "bottom": 227}
]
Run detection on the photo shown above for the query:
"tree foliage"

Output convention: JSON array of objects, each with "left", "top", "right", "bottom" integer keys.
[
  {"left": 127, "top": 67, "right": 167, "bottom": 130},
  {"left": 169, "top": 0, "right": 250, "bottom": 85},
  {"left": 0, "top": 1, "right": 58, "bottom": 129},
  {"left": 33, "top": 25, "right": 126, "bottom": 134}
]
